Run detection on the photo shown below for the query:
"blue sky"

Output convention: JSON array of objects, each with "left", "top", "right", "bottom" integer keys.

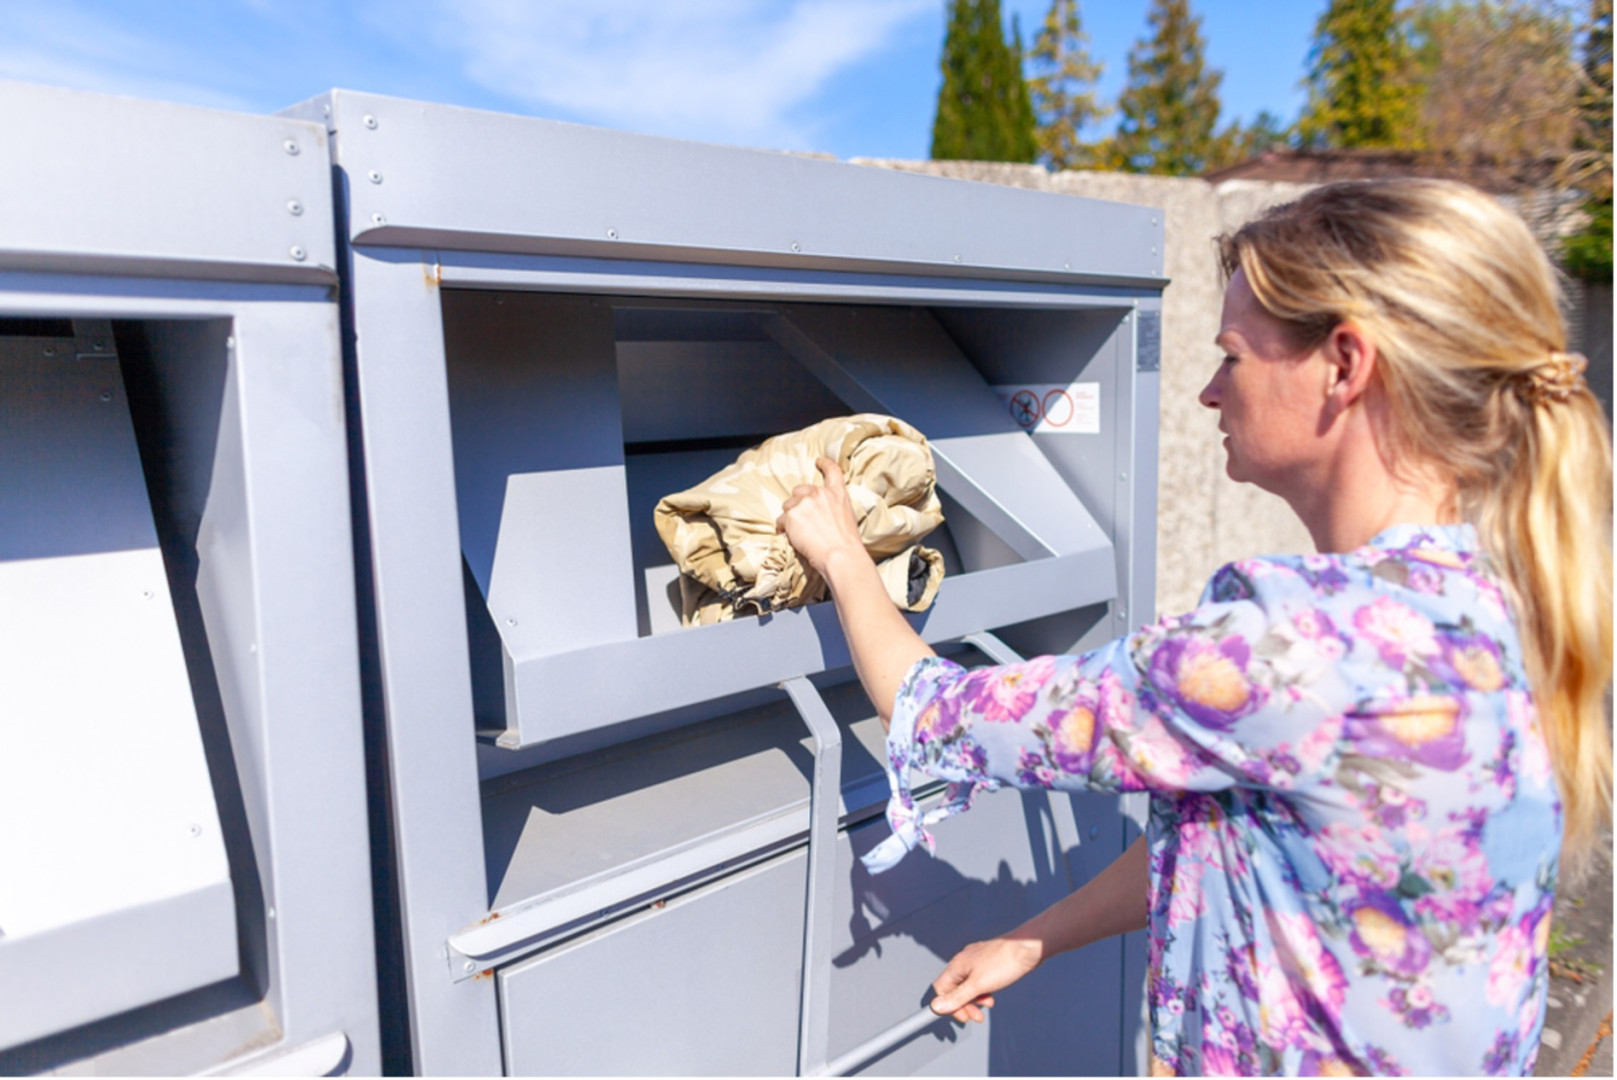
[{"left": 1, "top": 1, "right": 1322, "bottom": 161}]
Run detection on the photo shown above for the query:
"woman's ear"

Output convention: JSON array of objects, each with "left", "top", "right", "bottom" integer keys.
[{"left": 1322, "top": 321, "right": 1378, "bottom": 408}]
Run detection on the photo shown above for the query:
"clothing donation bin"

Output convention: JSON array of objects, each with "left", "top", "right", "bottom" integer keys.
[
  {"left": 0, "top": 83, "right": 378, "bottom": 1075},
  {"left": 296, "top": 90, "right": 1167, "bottom": 1076}
]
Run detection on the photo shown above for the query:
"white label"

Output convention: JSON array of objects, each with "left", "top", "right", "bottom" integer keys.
[{"left": 992, "top": 382, "right": 1101, "bottom": 434}]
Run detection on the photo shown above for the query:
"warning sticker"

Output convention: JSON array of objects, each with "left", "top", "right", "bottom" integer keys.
[{"left": 992, "top": 382, "right": 1101, "bottom": 434}]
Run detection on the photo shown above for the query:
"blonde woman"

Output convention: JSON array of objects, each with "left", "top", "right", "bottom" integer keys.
[{"left": 777, "top": 179, "right": 1611, "bottom": 1076}]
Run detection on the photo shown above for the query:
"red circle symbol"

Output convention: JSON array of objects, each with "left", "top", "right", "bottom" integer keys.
[
  {"left": 1008, "top": 389, "right": 1041, "bottom": 428},
  {"left": 1041, "top": 388, "right": 1075, "bottom": 429}
]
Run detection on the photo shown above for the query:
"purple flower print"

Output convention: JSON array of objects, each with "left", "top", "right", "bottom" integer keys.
[
  {"left": 1431, "top": 630, "right": 1509, "bottom": 693},
  {"left": 1353, "top": 596, "right": 1440, "bottom": 669},
  {"left": 1481, "top": 1029, "right": 1520, "bottom": 1076},
  {"left": 1148, "top": 633, "right": 1266, "bottom": 730},
  {"left": 1300, "top": 553, "right": 1353, "bottom": 595},
  {"left": 957, "top": 655, "right": 1055, "bottom": 723},
  {"left": 1345, "top": 695, "right": 1469, "bottom": 771},
  {"left": 1347, "top": 894, "right": 1431, "bottom": 979},
  {"left": 1045, "top": 677, "right": 1101, "bottom": 775},
  {"left": 1382, "top": 983, "right": 1450, "bottom": 1029},
  {"left": 1297, "top": 1049, "right": 1364, "bottom": 1076}
]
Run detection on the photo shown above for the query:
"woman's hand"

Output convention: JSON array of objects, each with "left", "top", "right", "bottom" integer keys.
[
  {"left": 928, "top": 936, "right": 1043, "bottom": 1024},
  {"left": 776, "top": 457, "right": 868, "bottom": 581}
]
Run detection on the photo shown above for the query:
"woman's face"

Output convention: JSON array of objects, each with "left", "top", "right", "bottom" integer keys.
[{"left": 1199, "top": 269, "right": 1337, "bottom": 498}]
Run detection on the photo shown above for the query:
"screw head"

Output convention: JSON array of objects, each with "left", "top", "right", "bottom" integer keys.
[
  {"left": 142, "top": 589, "right": 154, "bottom": 600},
  {"left": 371, "top": 212, "right": 385, "bottom": 225},
  {"left": 189, "top": 823, "right": 202, "bottom": 838},
  {"left": 226, "top": 336, "right": 236, "bottom": 350},
  {"left": 283, "top": 138, "right": 300, "bottom": 155},
  {"left": 91, "top": 340, "right": 104, "bottom": 350},
  {"left": 287, "top": 199, "right": 304, "bottom": 215},
  {"left": 606, "top": 227, "right": 618, "bottom": 239},
  {"left": 289, "top": 244, "right": 307, "bottom": 261},
  {"left": 791, "top": 241, "right": 801, "bottom": 252},
  {"left": 952, "top": 253, "right": 962, "bottom": 263},
  {"left": 1063, "top": 261, "right": 1071, "bottom": 270},
  {"left": 462, "top": 960, "right": 476, "bottom": 973},
  {"left": 363, "top": 114, "right": 378, "bottom": 129},
  {"left": 42, "top": 346, "right": 54, "bottom": 357},
  {"left": 506, "top": 617, "right": 517, "bottom": 627},
  {"left": 99, "top": 390, "right": 111, "bottom": 402},
  {"left": 367, "top": 169, "right": 383, "bottom": 184}
]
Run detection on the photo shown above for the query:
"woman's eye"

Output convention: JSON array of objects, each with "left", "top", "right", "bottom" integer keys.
[{"left": 1220, "top": 354, "right": 1236, "bottom": 365}]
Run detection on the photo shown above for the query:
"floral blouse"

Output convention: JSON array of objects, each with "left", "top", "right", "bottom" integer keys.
[{"left": 864, "top": 525, "right": 1559, "bottom": 1076}]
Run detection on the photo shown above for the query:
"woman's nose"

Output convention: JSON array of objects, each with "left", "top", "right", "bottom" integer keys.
[{"left": 1198, "top": 369, "right": 1222, "bottom": 410}]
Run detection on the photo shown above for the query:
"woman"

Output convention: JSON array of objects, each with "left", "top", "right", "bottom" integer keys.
[{"left": 777, "top": 180, "right": 1611, "bottom": 1076}]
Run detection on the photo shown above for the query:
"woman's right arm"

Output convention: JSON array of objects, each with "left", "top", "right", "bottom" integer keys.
[{"left": 929, "top": 835, "right": 1149, "bottom": 1023}]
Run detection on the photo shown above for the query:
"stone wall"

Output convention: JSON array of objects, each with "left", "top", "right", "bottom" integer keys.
[{"left": 852, "top": 159, "right": 1317, "bottom": 616}]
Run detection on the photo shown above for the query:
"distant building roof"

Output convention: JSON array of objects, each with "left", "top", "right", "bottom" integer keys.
[{"left": 1203, "top": 149, "right": 1560, "bottom": 194}]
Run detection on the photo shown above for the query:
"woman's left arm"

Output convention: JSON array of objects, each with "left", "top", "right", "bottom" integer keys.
[{"left": 777, "top": 457, "right": 933, "bottom": 729}]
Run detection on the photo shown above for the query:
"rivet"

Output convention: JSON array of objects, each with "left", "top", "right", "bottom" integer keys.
[
  {"left": 99, "top": 390, "right": 111, "bottom": 402},
  {"left": 290, "top": 245, "right": 307, "bottom": 261},
  {"left": 1120, "top": 472, "right": 1128, "bottom": 481},
  {"left": 371, "top": 212, "right": 385, "bottom": 225},
  {"left": 1063, "top": 261, "right": 1071, "bottom": 270},
  {"left": 283, "top": 138, "right": 300, "bottom": 155},
  {"left": 462, "top": 960, "right": 476, "bottom": 973},
  {"left": 287, "top": 199, "right": 304, "bottom": 216},
  {"left": 226, "top": 336, "right": 236, "bottom": 350},
  {"left": 142, "top": 589, "right": 154, "bottom": 600},
  {"left": 952, "top": 253, "right": 962, "bottom": 263},
  {"left": 367, "top": 169, "right": 383, "bottom": 184},
  {"left": 42, "top": 345, "right": 54, "bottom": 357},
  {"left": 363, "top": 114, "right": 378, "bottom": 129},
  {"left": 1089, "top": 825, "right": 1100, "bottom": 839},
  {"left": 267, "top": 907, "right": 276, "bottom": 919},
  {"left": 189, "top": 823, "right": 202, "bottom": 838},
  {"left": 506, "top": 618, "right": 517, "bottom": 626},
  {"left": 92, "top": 340, "right": 104, "bottom": 350},
  {"left": 791, "top": 241, "right": 801, "bottom": 252},
  {"left": 606, "top": 227, "right": 618, "bottom": 239}
]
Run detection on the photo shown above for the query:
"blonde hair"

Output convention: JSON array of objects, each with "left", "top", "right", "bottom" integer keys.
[{"left": 1220, "top": 179, "right": 1613, "bottom": 871}]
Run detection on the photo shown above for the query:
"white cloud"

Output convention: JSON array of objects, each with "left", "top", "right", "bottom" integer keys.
[
  {"left": 394, "top": 0, "right": 933, "bottom": 150},
  {"left": 0, "top": 1, "right": 255, "bottom": 112}
]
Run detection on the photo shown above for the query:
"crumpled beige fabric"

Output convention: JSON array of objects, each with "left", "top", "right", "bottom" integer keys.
[{"left": 654, "top": 414, "right": 946, "bottom": 626}]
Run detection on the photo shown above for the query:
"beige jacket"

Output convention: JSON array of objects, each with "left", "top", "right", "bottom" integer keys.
[{"left": 654, "top": 414, "right": 946, "bottom": 626}]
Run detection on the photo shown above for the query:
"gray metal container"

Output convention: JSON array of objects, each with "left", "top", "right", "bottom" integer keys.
[
  {"left": 297, "top": 89, "right": 1166, "bottom": 1075},
  {"left": 0, "top": 82, "right": 377, "bottom": 1075}
]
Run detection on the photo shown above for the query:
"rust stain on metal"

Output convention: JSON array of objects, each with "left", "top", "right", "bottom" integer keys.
[{"left": 424, "top": 259, "right": 442, "bottom": 288}]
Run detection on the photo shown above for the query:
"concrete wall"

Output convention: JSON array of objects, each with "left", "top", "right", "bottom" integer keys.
[{"left": 853, "top": 159, "right": 1316, "bottom": 616}]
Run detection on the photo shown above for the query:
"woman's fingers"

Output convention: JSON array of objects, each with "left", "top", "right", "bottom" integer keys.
[
  {"left": 928, "top": 937, "right": 1041, "bottom": 1024},
  {"left": 815, "top": 456, "right": 846, "bottom": 492}
]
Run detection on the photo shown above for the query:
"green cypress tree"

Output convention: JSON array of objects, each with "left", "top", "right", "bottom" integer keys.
[
  {"left": 1298, "top": 0, "right": 1422, "bottom": 148},
  {"left": 1028, "top": 0, "right": 1109, "bottom": 170},
  {"left": 931, "top": 0, "right": 1038, "bottom": 162},
  {"left": 1101, "top": 0, "right": 1226, "bottom": 176},
  {"left": 1566, "top": 0, "right": 1613, "bottom": 280}
]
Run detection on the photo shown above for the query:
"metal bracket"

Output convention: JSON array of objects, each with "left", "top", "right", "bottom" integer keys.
[{"left": 780, "top": 677, "right": 842, "bottom": 1077}]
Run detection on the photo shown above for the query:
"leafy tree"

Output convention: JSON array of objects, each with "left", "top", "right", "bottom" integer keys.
[
  {"left": 931, "top": 0, "right": 1038, "bottom": 162},
  {"left": 1028, "top": 0, "right": 1109, "bottom": 170},
  {"left": 1298, "top": 0, "right": 1423, "bottom": 148},
  {"left": 1565, "top": 0, "right": 1613, "bottom": 279},
  {"left": 1412, "top": 1, "right": 1582, "bottom": 159},
  {"left": 1100, "top": 0, "right": 1226, "bottom": 175},
  {"left": 1213, "top": 110, "right": 1294, "bottom": 168}
]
